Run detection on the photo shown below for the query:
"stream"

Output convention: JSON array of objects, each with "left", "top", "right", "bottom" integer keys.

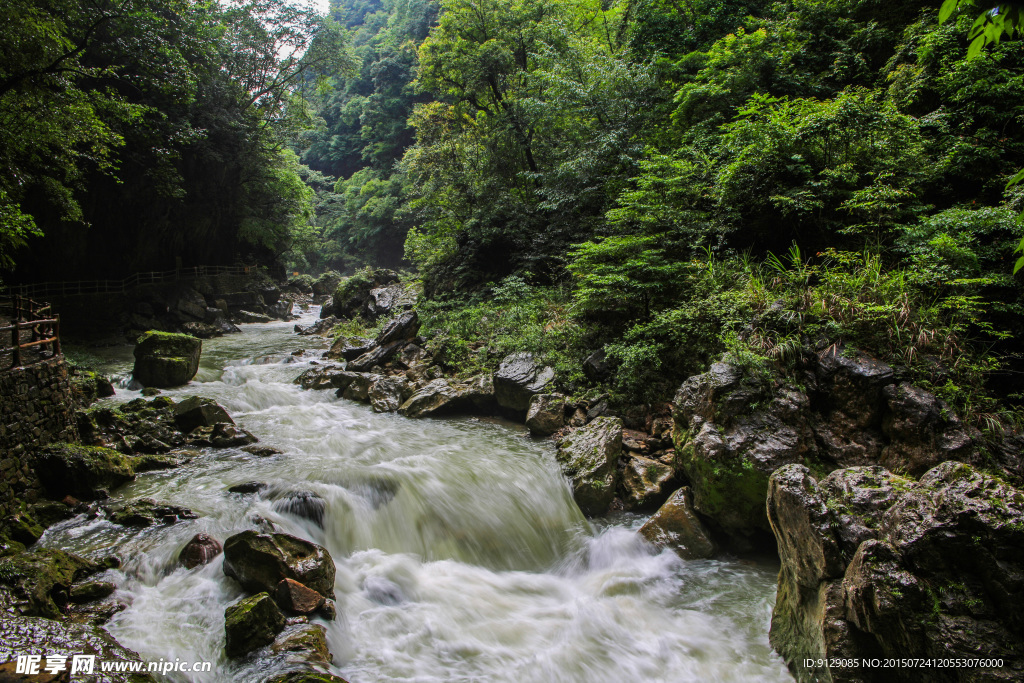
[{"left": 45, "top": 307, "right": 793, "bottom": 682}]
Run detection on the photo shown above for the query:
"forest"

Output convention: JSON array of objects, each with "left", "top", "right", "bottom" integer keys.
[{"left": 5, "top": 0, "right": 1024, "bottom": 425}]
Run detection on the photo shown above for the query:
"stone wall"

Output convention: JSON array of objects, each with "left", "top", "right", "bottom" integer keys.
[{"left": 0, "top": 357, "right": 78, "bottom": 516}]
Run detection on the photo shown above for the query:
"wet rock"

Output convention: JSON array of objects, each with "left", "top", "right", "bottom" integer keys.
[
  {"left": 132, "top": 331, "right": 201, "bottom": 387},
  {"left": 223, "top": 531, "right": 336, "bottom": 599},
  {"left": 224, "top": 592, "right": 286, "bottom": 658},
  {"left": 266, "top": 300, "right": 294, "bottom": 320},
  {"left": 69, "top": 368, "right": 116, "bottom": 408},
  {"left": 368, "top": 376, "right": 404, "bottom": 413},
  {"left": 880, "top": 384, "right": 977, "bottom": 475},
  {"left": 105, "top": 498, "right": 197, "bottom": 527},
  {"left": 296, "top": 316, "right": 337, "bottom": 336},
  {"left": 235, "top": 310, "right": 272, "bottom": 323},
  {"left": 494, "top": 352, "right": 555, "bottom": 412},
  {"left": 376, "top": 311, "right": 420, "bottom": 346},
  {"left": 525, "top": 393, "right": 566, "bottom": 436},
  {"left": 33, "top": 444, "right": 136, "bottom": 501},
  {"left": 274, "top": 578, "right": 326, "bottom": 615},
  {"left": 187, "top": 423, "right": 258, "bottom": 448},
  {"left": 554, "top": 416, "right": 622, "bottom": 516},
  {"left": 295, "top": 364, "right": 348, "bottom": 390},
  {"left": 585, "top": 398, "right": 608, "bottom": 422},
  {"left": 228, "top": 481, "right": 267, "bottom": 494},
  {"left": 272, "top": 491, "right": 327, "bottom": 527},
  {"left": 180, "top": 320, "right": 224, "bottom": 339},
  {"left": 638, "top": 487, "right": 716, "bottom": 559},
  {"left": 272, "top": 622, "right": 332, "bottom": 666},
  {"left": 0, "top": 548, "right": 100, "bottom": 617},
  {"left": 395, "top": 343, "right": 430, "bottom": 370},
  {"left": 622, "top": 456, "right": 675, "bottom": 509},
  {"left": 327, "top": 336, "right": 374, "bottom": 361},
  {"left": 397, "top": 376, "right": 494, "bottom": 418},
  {"left": 311, "top": 272, "right": 341, "bottom": 297},
  {"left": 173, "top": 396, "right": 234, "bottom": 433},
  {"left": 179, "top": 533, "right": 223, "bottom": 569},
  {"left": 242, "top": 445, "right": 282, "bottom": 457},
  {"left": 768, "top": 462, "right": 1024, "bottom": 682},
  {"left": 331, "top": 269, "right": 400, "bottom": 320},
  {"left": 338, "top": 372, "right": 376, "bottom": 402},
  {"left": 69, "top": 581, "right": 116, "bottom": 604},
  {"left": 346, "top": 340, "right": 406, "bottom": 372}
]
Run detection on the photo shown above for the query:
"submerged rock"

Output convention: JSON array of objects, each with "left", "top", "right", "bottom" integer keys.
[
  {"left": 525, "top": 393, "right": 566, "bottom": 436},
  {"left": 272, "top": 491, "right": 327, "bottom": 527},
  {"left": 768, "top": 462, "right": 1024, "bottom": 682},
  {"left": 132, "top": 330, "right": 201, "bottom": 387},
  {"left": 493, "top": 352, "right": 555, "bottom": 412},
  {"left": 223, "top": 531, "right": 336, "bottom": 599},
  {"left": 224, "top": 592, "right": 286, "bottom": 658},
  {"left": 179, "top": 533, "right": 223, "bottom": 569},
  {"left": 638, "top": 487, "right": 716, "bottom": 559},
  {"left": 554, "top": 417, "right": 622, "bottom": 516}
]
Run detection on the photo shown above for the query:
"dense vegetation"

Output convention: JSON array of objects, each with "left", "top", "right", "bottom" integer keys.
[
  {"left": 6, "top": 0, "right": 1024, "bottom": 428},
  {"left": 1, "top": 0, "right": 350, "bottom": 280}
]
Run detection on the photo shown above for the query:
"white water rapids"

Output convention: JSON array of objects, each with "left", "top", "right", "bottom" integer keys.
[{"left": 44, "top": 307, "right": 794, "bottom": 682}]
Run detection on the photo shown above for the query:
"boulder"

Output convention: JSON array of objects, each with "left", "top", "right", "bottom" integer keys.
[
  {"left": 880, "top": 383, "right": 977, "bottom": 475},
  {"left": 224, "top": 592, "right": 286, "bottom": 658},
  {"left": 622, "top": 455, "right": 675, "bottom": 509},
  {"left": 638, "top": 487, "right": 716, "bottom": 559},
  {"left": 235, "top": 310, "right": 272, "bottom": 323},
  {"left": 311, "top": 272, "right": 341, "bottom": 297},
  {"left": 368, "top": 376, "right": 404, "bottom": 413},
  {"left": 222, "top": 531, "right": 336, "bottom": 599},
  {"left": 272, "top": 491, "right": 327, "bottom": 527},
  {"left": 376, "top": 311, "right": 420, "bottom": 346},
  {"left": 179, "top": 533, "right": 223, "bottom": 569},
  {"left": 525, "top": 393, "right": 566, "bottom": 436},
  {"left": 266, "top": 300, "right": 294, "bottom": 320},
  {"left": 228, "top": 481, "right": 268, "bottom": 494},
  {"left": 69, "top": 580, "right": 115, "bottom": 603},
  {"left": 297, "top": 316, "right": 337, "bottom": 335},
  {"left": 104, "top": 498, "right": 197, "bottom": 527},
  {"left": 327, "top": 336, "right": 374, "bottom": 361},
  {"left": 272, "top": 622, "right": 332, "bottom": 666},
  {"left": 186, "top": 423, "right": 258, "bottom": 448},
  {"left": 554, "top": 416, "right": 622, "bottom": 516},
  {"left": 339, "top": 372, "right": 376, "bottom": 402},
  {"left": 266, "top": 671, "right": 351, "bottom": 683},
  {"left": 331, "top": 269, "right": 400, "bottom": 320},
  {"left": 397, "top": 376, "right": 494, "bottom": 418},
  {"left": 132, "top": 331, "right": 201, "bottom": 387},
  {"left": 768, "top": 462, "right": 1024, "bottom": 682},
  {"left": 221, "top": 291, "right": 262, "bottom": 308},
  {"left": 346, "top": 340, "right": 406, "bottom": 372},
  {"left": 274, "top": 578, "right": 326, "bottom": 615},
  {"left": 0, "top": 548, "right": 101, "bottom": 617},
  {"left": 33, "top": 444, "right": 136, "bottom": 500},
  {"left": 173, "top": 396, "right": 234, "bottom": 433},
  {"left": 582, "top": 349, "right": 610, "bottom": 381},
  {"left": 494, "top": 352, "right": 555, "bottom": 411}
]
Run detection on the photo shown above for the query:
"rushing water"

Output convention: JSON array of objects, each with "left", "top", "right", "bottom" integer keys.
[{"left": 45, "top": 308, "right": 793, "bottom": 683}]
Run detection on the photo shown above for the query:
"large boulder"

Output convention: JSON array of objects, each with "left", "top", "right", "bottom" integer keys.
[
  {"left": 376, "top": 311, "right": 420, "bottom": 346},
  {"left": 327, "top": 336, "right": 374, "bottom": 361},
  {"left": 330, "top": 269, "right": 400, "bottom": 320},
  {"left": 33, "top": 444, "right": 136, "bottom": 500},
  {"left": 368, "top": 376, "right": 405, "bottom": 413},
  {"left": 768, "top": 462, "right": 1024, "bottom": 683},
  {"left": 222, "top": 531, "right": 335, "bottom": 599},
  {"left": 638, "top": 487, "right": 716, "bottom": 559},
  {"left": 554, "top": 417, "right": 622, "bottom": 516},
  {"left": 621, "top": 455, "right": 675, "bottom": 509},
  {"left": 172, "top": 396, "right": 234, "bottom": 433},
  {"left": 224, "top": 592, "right": 286, "bottom": 658},
  {"left": 179, "top": 533, "right": 223, "bottom": 569},
  {"left": 397, "top": 376, "right": 494, "bottom": 418},
  {"left": 346, "top": 340, "right": 407, "bottom": 372},
  {"left": 132, "top": 331, "right": 202, "bottom": 387},
  {"left": 272, "top": 622, "right": 332, "bottom": 666},
  {"left": 525, "top": 393, "right": 566, "bottom": 436},
  {"left": 0, "top": 548, "right": 101, "bottom": 617},
  {"left": 494, "top": 352, "right": 555, "bottom": 412}
]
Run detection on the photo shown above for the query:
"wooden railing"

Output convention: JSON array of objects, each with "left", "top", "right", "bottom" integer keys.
[
  {"left": 8, "top": 264, "right": 258, "bottom": 299},
  {"left": 1, "top": 295, "right": 60, "bottom": 369}
]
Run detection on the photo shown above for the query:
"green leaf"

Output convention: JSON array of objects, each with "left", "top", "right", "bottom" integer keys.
[{"left": 939, "top": 0, "right": 961, "bottom": 24}]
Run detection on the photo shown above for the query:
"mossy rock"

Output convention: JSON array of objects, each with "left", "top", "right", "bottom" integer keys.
[
  {"left": 554, "top": 417, "right": 623, "bottom": 516},
  {"left": 0, "top": 547, "right": 100, "bottom": 617},
  {"left": 33, "top": 443, "right": 136, "bottom": 500},
  {"left": 272, "top": 623, "right": 331, "bottom": 665},
  {"left": 224, "top": 592, "right": 286, "bottom": 658},
  {"left": 132, "top": 330, "right": 201, "bottom": 388},
  {"left": 265, "top": 673, "right": 351, "bottom": 683},
  {"left": 222, "top": 531, "right": 336, "bottom": 599}
]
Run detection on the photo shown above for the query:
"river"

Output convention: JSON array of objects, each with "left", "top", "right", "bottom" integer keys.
[{"left": 45, "top": 307, "right": 793, "bottom": 682}]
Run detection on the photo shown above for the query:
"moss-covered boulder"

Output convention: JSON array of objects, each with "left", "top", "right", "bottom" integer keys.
[
  {"left": 554, "top": 417, "right": 623, "bottom": 516},
  {"left": 622, "top": 455, "right": 675, "bottom": 509},
  {"left": 33, "top": 443, "right": 136, "bottom": 500},
  {"left": 272, "top": 622, "right": 332, "bottom": 665},
  {"left": 265, "top": 672, "right": 350, "bottom": 683},
  {"left": 525, "top": 393, "right": 566, "bottom": 437},
  {"left": 103, "top": 498, "right": 197, "bottom": 527},
  {"left": 0, "top": 548, "right": 100, "bottom": 617},
  {"left": 224, "top": 592, "right": 286, "bottom": 658},
  {"left": 768, "top": 462, "right": 1024, "bottom": 683},
  {"left": 172, "top": 396, "right": 233, "bottom": 433},
  {"left": 223, "top": 531, "right": 335, "bottom": 599},
  {"left": 132, "top": 331, "right": 202, "bottom": 387}
]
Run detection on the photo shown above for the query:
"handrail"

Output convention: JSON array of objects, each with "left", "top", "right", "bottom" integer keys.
[
  {"left": 0, "top": 295, "right": 60, "bottom": 369},
  {"left": 5, "top": 264, "right": 259, "bottom": 299}
]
